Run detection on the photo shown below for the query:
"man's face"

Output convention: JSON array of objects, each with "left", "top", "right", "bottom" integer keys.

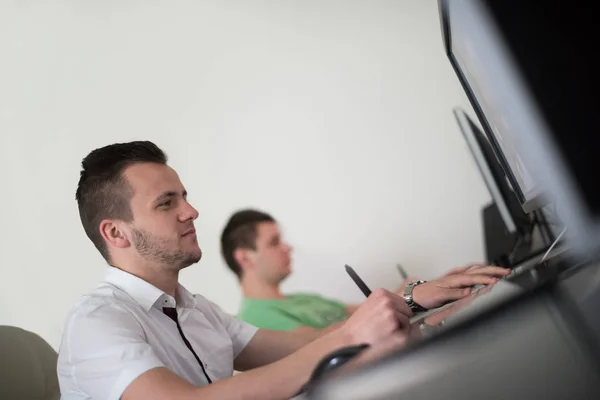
[
  {"left": 123, "top": 162, "right": 201, "bottom": 270},
  {"left": 250, "top": 222, "right": 293, "bottom": 284}
]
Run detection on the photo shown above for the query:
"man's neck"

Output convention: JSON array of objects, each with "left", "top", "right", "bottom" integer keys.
[
  {"left": 111, "top": 259, "right": 179, "bottom": 298},
  {"left": 241, "top": 278, "right": 285, "bottom": 300}
]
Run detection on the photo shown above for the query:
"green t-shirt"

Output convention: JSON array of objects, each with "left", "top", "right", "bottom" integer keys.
[{"left": 237, "top": 293, "right": 349, "bottom": 331}]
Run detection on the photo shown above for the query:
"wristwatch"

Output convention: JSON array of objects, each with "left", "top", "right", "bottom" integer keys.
[{"left": 403, "top": 280, "right": 428, "bottom": 313}]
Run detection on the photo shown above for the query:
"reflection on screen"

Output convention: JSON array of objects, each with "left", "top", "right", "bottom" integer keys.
[{"left": 449, "top": 0, "right": 539, "bottom": 202}]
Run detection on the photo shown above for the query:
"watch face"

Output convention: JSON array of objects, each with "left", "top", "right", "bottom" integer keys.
[{"left": 404, "top": 280, "right": 425, "bottom": 296}]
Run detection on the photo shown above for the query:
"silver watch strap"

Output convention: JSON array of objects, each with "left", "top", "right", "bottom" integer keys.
[{"left": 403, "top": 280, "right": 428, "bottom": 312}]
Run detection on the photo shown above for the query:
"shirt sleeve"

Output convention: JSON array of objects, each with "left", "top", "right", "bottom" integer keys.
[
  {"left": 57, "top": 300, "right": 165, "bottom": 400},
  {"left": 199, "top": 296, "right": 259, "bottom": 358}
]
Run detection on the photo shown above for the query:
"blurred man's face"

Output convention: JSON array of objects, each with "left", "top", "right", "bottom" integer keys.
[{"left": 250, "top": 222, "right": 293, "bottom": 284}]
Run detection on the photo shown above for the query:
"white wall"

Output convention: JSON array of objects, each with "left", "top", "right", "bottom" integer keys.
[{"left": 0, "top": 0, "right": 490, "bottom": 350}]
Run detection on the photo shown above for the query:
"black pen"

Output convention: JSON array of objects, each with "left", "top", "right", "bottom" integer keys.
[{"left": 345, "top": 264, "right": 372, "bottom": 297}]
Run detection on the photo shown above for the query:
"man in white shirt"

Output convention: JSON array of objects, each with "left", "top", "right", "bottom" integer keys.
[{"left": 57, "top": 141, "right": 413, "bottom": 400}]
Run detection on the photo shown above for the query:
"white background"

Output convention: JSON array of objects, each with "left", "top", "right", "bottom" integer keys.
[{"left": 0, "top": 0, "right": 490, "bottom": 350}]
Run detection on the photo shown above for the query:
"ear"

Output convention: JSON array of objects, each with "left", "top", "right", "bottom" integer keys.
[
  {"left": 99, "top": 219, "right": 131, "bottom": 250},
  {"left": 233, "top": 248, "right": 255, "bottom": 272}
]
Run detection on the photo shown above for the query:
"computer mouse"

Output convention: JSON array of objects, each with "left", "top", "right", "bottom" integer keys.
[
  {"left": 293, "top": 344, "right": 372, "bottom": 397},
  {"left": 309, "top": 344, "right": 370, "bottom": 382}
]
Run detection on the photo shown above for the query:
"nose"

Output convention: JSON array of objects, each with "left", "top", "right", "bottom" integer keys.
[
  {"left": 283, "top": 243, "right": 293, "bottom": 253},
  {"left": 180, "top": 200, "right": 199, "bottom": 222}
]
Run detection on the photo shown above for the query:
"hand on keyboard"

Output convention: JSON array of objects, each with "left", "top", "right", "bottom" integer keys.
[{"left": 410, "top": 264, "right": 510, "bottom": 310}]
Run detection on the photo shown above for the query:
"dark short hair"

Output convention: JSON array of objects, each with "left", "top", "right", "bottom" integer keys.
[
  {"left": 75, "top": 141, "right": 168, "bottom": 261},
  {"left": 220, "top": 209, "right": 276, "bottom": 278}
]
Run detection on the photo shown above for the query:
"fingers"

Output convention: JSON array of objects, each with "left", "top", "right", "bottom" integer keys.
[
  {"left": 443, "top": 265, "right": 475, "bottom": 276},
  {"left": 371, "top": 288, "right": 411, "bottom": 331},
  {"left": 465, "top": 263, "right": 492, "bottom": 271},
  {"left": 444, "top": 262, "right": 489, "bottom": 276},
  {"left": 444, "top": 262, "right": 507, "bottom": 276},
  {"left": 446, "top": 273, "right": 499, "bottom": 287},
  {"left": 375, "top": 289, "right": 406, "bottom": 310},
  {"left": 391, "top": 291, "right": 412, "bottom": 315},
  {"left": 386, "top": 291, "right": 412, "bottom": 332},
  {"left": 440, "top": 286, "right": 472, "bottom": 302},
  {"left": 395, "top": 310, "right": 411, "bottom": 333},
  {"left": 463, "top": 265, "right": 510, "bottom": 277},
  {"left": 385, "top": 289, "right": 412, "bottom": 318},
  {"left": 346, "top": 288, "right": 414, "bottom": 346}
]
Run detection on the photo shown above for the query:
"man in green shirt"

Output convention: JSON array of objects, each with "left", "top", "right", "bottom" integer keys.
[
  {"left": 220, "top": 209, "right": 509, "bottom": 336},
  {"left": 237, "top": 293, "right": 351, "bottom": 332}
]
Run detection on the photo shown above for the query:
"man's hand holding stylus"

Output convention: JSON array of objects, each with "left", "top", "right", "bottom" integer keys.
[{"left": 340, "top": 288, "right": 412, "bottom": 346}]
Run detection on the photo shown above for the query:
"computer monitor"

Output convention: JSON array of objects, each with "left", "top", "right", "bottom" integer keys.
[
  {"left": 439, "top": 0, "right": 548, "bottom": 214},
  {"left": 439, "top": 0, "right": 600, "bottom": 257},
  {"left": 453, "top": 107, "right": 530, "bottom": 236}
]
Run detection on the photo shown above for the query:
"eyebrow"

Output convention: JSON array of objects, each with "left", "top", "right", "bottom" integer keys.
[{"left": 154, "top": 190, "right": 187, "bottom": 205}]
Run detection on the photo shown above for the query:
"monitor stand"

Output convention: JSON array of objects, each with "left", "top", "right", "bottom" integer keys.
[
  {"left": 482, "top": 202, "right": 519, "bottom": 268},
  {"left": 481, "top": 202, "right": 547, "bottom": 269}
]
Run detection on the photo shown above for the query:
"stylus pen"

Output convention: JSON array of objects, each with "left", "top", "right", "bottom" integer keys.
[
  {"left": 345, "top": 264, "right": 372, "bottom": 297},
  {"left": 396, "top": 263, "right": 408, "bottom": 279}
]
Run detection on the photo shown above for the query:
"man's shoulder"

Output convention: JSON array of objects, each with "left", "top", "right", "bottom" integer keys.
[
  {"left": 287, "top": 292, "right": 329, "bottom": 301},
  {"left": 64, "top": 282, "right": 143, "bottom": 324},
  {"left": 239, "top": 294, "right": 322, "bottom": 315},
  {"left": 239, "top": 293, "right": 326, "bottom": 308},
  {"left": 287, "top": 292, "right": 347, "bottom": 309},
  {"left": 237, "top": 297, "right": 302, "bottom": 331},
  {"left": 238, "top": 296, "right": 287, "bottom": 317},
  {"left": 288, "top": 292, "right": 320, "bottom": 298}
]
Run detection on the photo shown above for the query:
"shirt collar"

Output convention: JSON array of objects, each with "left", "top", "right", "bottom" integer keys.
[{"left": 103, "top": 266, "right": 196, "bottom": 312}]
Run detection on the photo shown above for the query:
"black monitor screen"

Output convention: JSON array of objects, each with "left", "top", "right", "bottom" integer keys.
[
  {"left": 440, "top": 0, "right": 600, "bottom": 256},
  {"left": 442, "top": 0, "right": 546, "bottom": 213},
  {"left": 454, "top": 107, "right": 530, "bottom": 235}
]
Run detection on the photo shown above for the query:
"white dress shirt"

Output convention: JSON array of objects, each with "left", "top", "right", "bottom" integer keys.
[{"left": 57, "top": 267, "right": 258, "bottom": 400}]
